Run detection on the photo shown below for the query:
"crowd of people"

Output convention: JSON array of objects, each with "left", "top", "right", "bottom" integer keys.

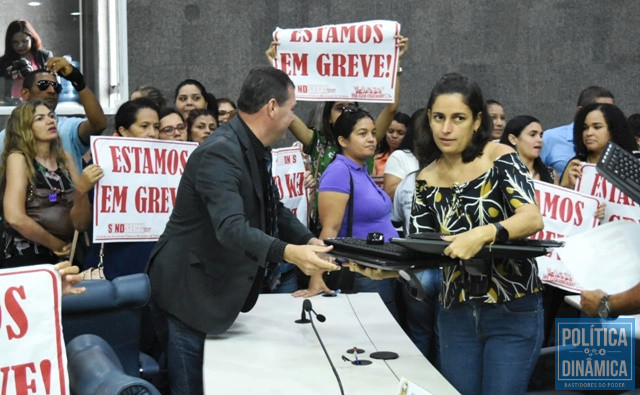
[{"left": 2, "top": 18, "right": 640, "bottom": 395}]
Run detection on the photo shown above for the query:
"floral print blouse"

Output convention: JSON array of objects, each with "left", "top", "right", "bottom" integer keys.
[{"left": 409, "top": 152, "right": 543, "bottom": 309}]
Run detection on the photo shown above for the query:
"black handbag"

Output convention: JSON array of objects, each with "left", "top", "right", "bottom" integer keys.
[{"left": 322, "top": 169, "right": 356, "bottom": 293}]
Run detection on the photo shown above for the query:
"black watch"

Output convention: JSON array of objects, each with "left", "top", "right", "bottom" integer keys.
[
  {"left": 598, "top": 294, "right": 611, "bottom": 318},
  {"left": 492, "top": 222, "right": 509, "bottom": 243}
]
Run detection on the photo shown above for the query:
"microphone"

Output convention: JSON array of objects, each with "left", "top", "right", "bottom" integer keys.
[
  {"left": 303, "top": 299, "right": 326, "bottom": 322},
  {"left": 295, "top": 300, "right": 311, "bottom": 324},
  {"left": 302, "top": 299, "right": 344, "bottom": 395}
]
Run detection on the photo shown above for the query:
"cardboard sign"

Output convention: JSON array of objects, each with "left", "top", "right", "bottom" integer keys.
[
  {"left": 0, "top": 265, "right": 68, "bottom": 395},
  {"left": 272, "top": 146, "right": 309, "bottom": 226},
  {"left": 532, "top": 180, "right": 600, "bottom": 292},
  {"left": 272, "top": 20, "right": 400, "bottom": 102},
  {"left": 576, "top": 164, "right": 640, "bottom": 223},
  {"left": 91, "top": 136, "right": 198, "bottom": 242}
]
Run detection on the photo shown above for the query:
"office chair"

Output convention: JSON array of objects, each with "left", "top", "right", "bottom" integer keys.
[
  {"left": 61, "top": 273, "right": 159, "bottom": 378},
  {"left": 66, "top": 334, "right": 160, "bottom": 395}
]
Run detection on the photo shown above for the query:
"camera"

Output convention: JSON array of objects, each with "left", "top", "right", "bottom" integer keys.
[{"left": 10, "top": 58, "right": 32, "bottom": 78}]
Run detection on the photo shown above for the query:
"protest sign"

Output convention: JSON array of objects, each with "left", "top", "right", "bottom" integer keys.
[
  {"left": 272, "top": 20, "right": 400, "bottom": 102},
  {"left": 561, "top": 221, "right": 640, "bottom": 294},
  {"left": 532, "top": 181, "right": 600, "bottom": 292},
  {"left": 272, "top": 146, "right": 309, "bottom": 226},
  {"left": 91, "top": 136, "right": 198, "bottom": 242},
  {"left": 576, "top": 164, "right": 640, "bottom": 223},
  {"left": 0, "top": 265, "right": 68, "bottom": 395}
]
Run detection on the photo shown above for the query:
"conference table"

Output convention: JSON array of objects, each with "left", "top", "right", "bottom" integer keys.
[{"left": 204, "top": 293, "right": 458, "bottom": 394}]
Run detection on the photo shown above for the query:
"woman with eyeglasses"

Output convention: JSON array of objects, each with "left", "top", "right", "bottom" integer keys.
[
  {"left": 186, "top": 108, "right": 218, "bottom": 144},
  {"left": 174, "top": 79, "right": 218, "bottom": 121},
  {"left": 0, "top": 100, "right": 100, "bottom": 268},
  {"left": 0, "top": 20, "right": 52, "bottom": 102},
  {"left": 158, "top": 107, "right": 187, "bottom": 142},
  {"left": 293, "top": 107, "right": 399, "bottom": 315},
  {"left": 82, "top": 98, "right": 160, "bottom": 279}
]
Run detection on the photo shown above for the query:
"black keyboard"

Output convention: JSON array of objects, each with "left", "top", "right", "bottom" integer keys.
[
  {"left": 597, "top": 142, "right": 640, "bottom": 205},
  {"left": 324, "top": 237, "right": 422, "bottom": 260}
]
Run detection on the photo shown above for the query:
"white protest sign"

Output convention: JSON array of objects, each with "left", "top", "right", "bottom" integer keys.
[
  {"left": 576, "top": 163, "right": 640, "bottom": 223},
  {"left": 272, "top": 146, "right": 308, "bottom": 226},
  {"left": 560, "top": 221, "right": 640, "bottom": 294},
  {"left": 91, "top": 136, "right": 198, "bottom": 242},
  {"left": 0, "top": 265, "right": 68, "bottom": 395},
  {"left": 531, "top": 180, "right": 600, "bottom": 292},
  {"left": 272, "top": 20, "right": 400, "bottom": 102}
]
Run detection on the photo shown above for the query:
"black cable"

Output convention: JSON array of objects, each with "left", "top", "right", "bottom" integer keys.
[{"left": 309, "top": 312, "right": 344, "bottom": 395}]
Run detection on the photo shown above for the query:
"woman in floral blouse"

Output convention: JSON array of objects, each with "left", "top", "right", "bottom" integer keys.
[{"left": 409, "top": 73, "right": 544, "bottom": 394}]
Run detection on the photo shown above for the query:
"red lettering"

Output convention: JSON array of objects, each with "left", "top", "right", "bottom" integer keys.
[
  {"left": 285, "top": 172, "right": 304, "bottom": 197},
  {"left": 325, "top": 26, "right": 338, "bottom": 43},
  {"left": 134, "top": 186, "right": 176, "bottom": 213},
  {"left": 11, "top": 362, "right": 37, "bottom": 394},
  {"left": 373, "top": 23, "right": 384, "bottom": 43},
  {"left": 573, "top": 201, "right": 584, "bottom": 226},
  {"left": 5, "top": 286, "right": 28, "bottom": 340},
  {"left": 273, "top": 176, "right": 284, "bottom": 199},
  {"left": 110, "top": 146, "right": 123, "bottom": 172},
  {"left": 100, "top": 185, "right": 128, "bottom": 213},
  {"left": 291, "top": 29, "right": 312, "bottom": 43},
  {"left": 558, "top": 197, "right": 573, "bottom": 223},
  {"left": 180, "top": 150, "right": 189, "bottom": 175},
  {"left": 340, "top": 25, "right": 356, "bottom": 43},
  {"left": 356, "top": 24, "right": 372, "bottom": 43}
]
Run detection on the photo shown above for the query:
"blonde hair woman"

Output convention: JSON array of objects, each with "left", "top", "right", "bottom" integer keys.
[{"left": 1, "top": 99, "right": 101, "bottom": 268}]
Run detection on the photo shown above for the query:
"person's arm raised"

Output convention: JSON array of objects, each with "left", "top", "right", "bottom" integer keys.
[
  {"left": 374, "top": 35, "right": 409, "bottom": 142},
  {"left": 46, "top": 57, "right": 106, "bottom": 144}
]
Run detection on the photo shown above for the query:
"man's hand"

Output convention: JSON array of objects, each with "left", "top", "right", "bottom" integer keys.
[
  {"left": 580, "top": 289, "right": 607, "bottom": 317},
  {"left": 54, "top": 261, "right": 86, "bottom": 296},
  {"left": 45, "top": 57, "right": 74, "bottom": 77},
  {"left": 284, "top": 244, "right": 339, "bottom": 276}
]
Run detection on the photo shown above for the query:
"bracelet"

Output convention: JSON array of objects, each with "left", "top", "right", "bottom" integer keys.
[
  {"left": 396, "top": 66, "right": 403, "bottom": 76},
  {"left": 64, "top": 66, "right": 86, "bottom": 91}
]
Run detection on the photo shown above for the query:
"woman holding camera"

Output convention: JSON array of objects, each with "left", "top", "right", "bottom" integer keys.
[{"left": 0, "top": 20, "right": 52, "bottom": 102}]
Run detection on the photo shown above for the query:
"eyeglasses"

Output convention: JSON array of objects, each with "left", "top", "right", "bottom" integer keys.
[
  {"left": 160, "top": 123, "right": 187, "bottom": 135},
  {"left": 36, "top": 80, "right": 62, "bottom": 94}
]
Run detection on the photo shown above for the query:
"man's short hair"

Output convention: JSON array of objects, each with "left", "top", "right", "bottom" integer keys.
[
  {"left": 237, "top": 67, "right": 294, "bottom": 114},
  {"left": 22, "top": 69, "right": 53, "bottom": 91},
  {"left": 577, "top": 86, "right": 614, "bottom": 107}
]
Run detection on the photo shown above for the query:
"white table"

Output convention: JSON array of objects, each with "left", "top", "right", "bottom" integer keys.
[{"left": 204, "top": 293, "right": 458, "bottom": 395}]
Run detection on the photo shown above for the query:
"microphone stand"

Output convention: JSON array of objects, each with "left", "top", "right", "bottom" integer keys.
[{"left": 308, "top": 311, "right": 344, "bottom": 395}]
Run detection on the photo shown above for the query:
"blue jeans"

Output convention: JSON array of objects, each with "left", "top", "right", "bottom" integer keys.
[
  {"left": 438, "top": 293, "right": 544, "bottom": 395},
  {"left": 402, "top": 269, "right": 441, "bottom": 358},
  {"left": 166, "top": 314, "right": 206, "bottom": 395},
  {"left": 265, "top": 263, "right": 299, "bottom": 294}
]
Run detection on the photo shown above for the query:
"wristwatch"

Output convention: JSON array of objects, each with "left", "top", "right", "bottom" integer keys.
[
  {"left": 598, "top": 294, "right": 611, "bottom": 318},
  {"left": 492, "top": 222, "right": 509, "bottom": 243}
]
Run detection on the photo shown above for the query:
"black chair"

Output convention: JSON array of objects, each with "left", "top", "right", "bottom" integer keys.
[
  {"left": 66, "top": 334, "right": 159, "bottom": 395},
  {"left": 61, "top": 273, "right": 159, "bottom": 378}
]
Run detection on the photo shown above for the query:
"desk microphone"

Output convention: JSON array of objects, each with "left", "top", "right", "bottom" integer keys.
[
  {"left": 303, "top": 299, "right": 326, "bottom": 322},
  {"left": 302, "top": 299, "right": 344, "bottom": 395},
  {"left": 295, "top": 301, "right": 311, "bottom": 324}
]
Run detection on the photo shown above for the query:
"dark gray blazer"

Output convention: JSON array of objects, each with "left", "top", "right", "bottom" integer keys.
[{"left": 146, "top": 116, "right": 312, "bottom": 334}]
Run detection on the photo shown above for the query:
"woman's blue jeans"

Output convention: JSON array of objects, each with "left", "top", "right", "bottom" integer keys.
[{"left": 438, "top": 292, "right": 544, "bottom": 395}]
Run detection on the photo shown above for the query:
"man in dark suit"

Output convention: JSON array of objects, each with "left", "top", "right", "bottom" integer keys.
[{"left": 147, "top": 67, "right": 338, "bottom": 394}]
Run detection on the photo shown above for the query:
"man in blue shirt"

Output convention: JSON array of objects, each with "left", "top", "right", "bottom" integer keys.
[
  {"left": 0, "top": 56, "right": 106, "bottom": 172},
  {"left": 540, "top": 86, "right": 614, "bottom": 176}
]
